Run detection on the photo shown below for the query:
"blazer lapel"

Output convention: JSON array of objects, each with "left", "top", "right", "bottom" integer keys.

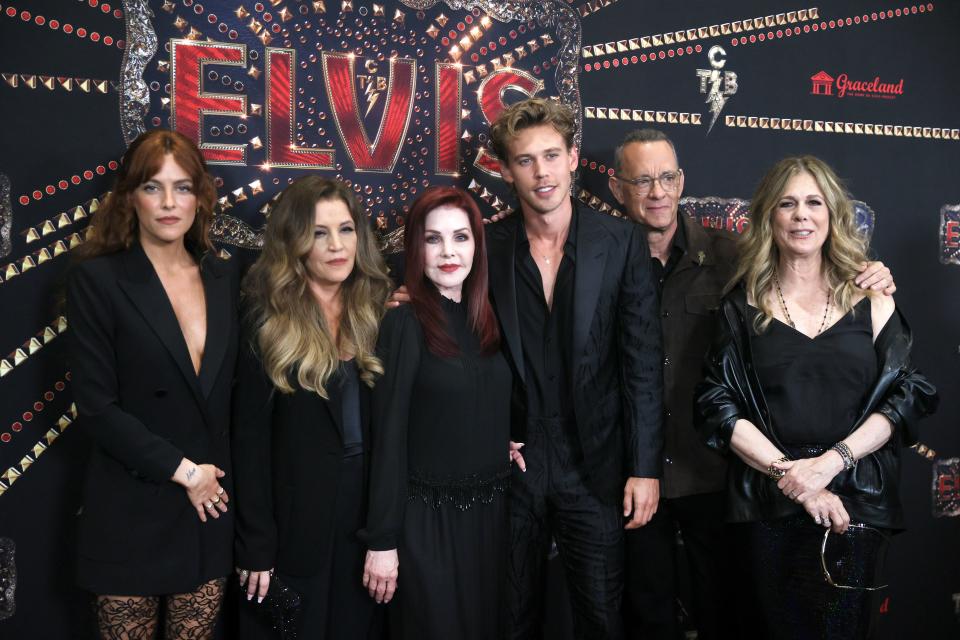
[
  {"left": 486, "top": 217, "right": 526, "bottom": 385},
  {"left": 197, "top": 256, "right": 231, "bottom": 399},
  {"left": 117, "top": 244, "right": 207, "bottom": 414},
  {"left": 360, "top": 382, "right": 371, "bottom": 447},
  {"left": 572, "top": 211, "right": 608, "bottom": 365},
  {"left": 324, "top": 368, "right": 345, "bottom": 439}
]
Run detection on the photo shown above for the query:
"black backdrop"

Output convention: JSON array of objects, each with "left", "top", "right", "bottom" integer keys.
[{"left": 0, "top": 1, "right": 958, "bottom": 637}]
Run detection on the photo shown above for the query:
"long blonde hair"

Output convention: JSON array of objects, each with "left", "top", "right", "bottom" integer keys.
[
  {"left": 731, "top": 156, "right": 869, "bottom": 332},
  {"left": 243, "top": 176, "right": 391, "bottom": 395}
]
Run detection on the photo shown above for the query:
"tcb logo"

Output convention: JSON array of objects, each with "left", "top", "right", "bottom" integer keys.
[{"left": 696, "top": 46, "right": 738, "bottom": 134}]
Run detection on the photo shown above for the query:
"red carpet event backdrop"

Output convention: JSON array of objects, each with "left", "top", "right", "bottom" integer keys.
[{"left": 0, "top": 1, "right": 957, "bottom": 636}]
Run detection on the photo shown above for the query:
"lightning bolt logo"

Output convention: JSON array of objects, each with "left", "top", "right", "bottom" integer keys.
[
  {"left": 697, "top": 46, "right": 738, "bottom": 136},
  {"left": 364, "top": 80, "right": 380, "bottom": 118},
  {"left": 704, "top": 70, "right": 727, "bottom": 134}
]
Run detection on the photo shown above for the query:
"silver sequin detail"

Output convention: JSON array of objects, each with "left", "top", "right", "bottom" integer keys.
[
  {"left": 0, "top": 537, "right": 16, "bottom": 621},
  {"left": 0, "top": 175, "right": 11, "bottom": 259},
  {"left": 118, "top": 0, "right": 157, "bottom": 145},
  {"left": 210, "top": 213, "right": 263, "bottom": 250}
]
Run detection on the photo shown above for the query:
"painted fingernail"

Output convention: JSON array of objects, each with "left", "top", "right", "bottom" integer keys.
[
  {"left": 247, "top": 594, "right": 252, "bottom": 601},
  {"left": 257, "top": 596, "right": 264, "bottom": 604}
]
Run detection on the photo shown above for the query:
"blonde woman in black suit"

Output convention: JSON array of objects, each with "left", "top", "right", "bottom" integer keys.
[
  {"left": 232, "top": 176, "right": 392, "bottom": 639},
  {"left": 66, "top": 129, "right": 239, "bottom": 638}
]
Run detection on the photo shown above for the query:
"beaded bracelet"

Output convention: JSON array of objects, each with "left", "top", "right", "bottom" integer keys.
[
  {"left": 831, "top": 441, "right": 856, "bottom": 470},
  {"left": 767, "top": 456, "right": 789, "bottom": 479}
]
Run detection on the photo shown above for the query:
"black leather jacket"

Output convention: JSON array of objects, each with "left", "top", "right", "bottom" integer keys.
[{"left": 695, "top": 287, "right": 938, "bottom": 529}]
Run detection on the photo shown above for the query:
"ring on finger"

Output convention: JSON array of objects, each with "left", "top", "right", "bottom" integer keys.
[
  {"left": 217, "top": 487, "right": 225, "bottom": 496},
  {"left": 204, "top": 501, "right": 214, "bottom": 509},
  {"left": 212, "top": 495, "right": 221, "bottom": 504}
]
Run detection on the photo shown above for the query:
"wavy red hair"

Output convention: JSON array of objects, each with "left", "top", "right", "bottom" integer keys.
[
  {"left": 404, "top": 186, "right": 499, "bottom": 357},
  {"left": 76, "top": 128, "right": 216, "bottom": 259}
]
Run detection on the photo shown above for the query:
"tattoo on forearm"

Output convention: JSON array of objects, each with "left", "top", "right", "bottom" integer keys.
[{"left": 186, "top": 467, "right": 196, "bottom": 482}]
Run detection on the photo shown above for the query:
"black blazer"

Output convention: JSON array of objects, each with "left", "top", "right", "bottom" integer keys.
[
  {"left": 66, "top": 243, "right": 239, "bottom": 594},
  {"left": 232, "top": 319, "right": 372, "bottom": 577},
  {"left": 485, "top": 203, "right": 664, "bottom": 501}
]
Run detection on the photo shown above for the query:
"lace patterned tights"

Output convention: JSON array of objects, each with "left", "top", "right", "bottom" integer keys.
[{"left": 95, "top": 577, "right": 226, "bottom": 640}]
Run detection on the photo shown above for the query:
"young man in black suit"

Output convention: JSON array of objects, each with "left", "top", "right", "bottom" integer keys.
[{"left": 486, "top": 98, "right": 663, "bottom": 639}]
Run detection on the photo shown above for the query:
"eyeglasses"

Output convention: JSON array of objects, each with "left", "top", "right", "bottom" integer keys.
[
  {"left": 613, "top": 169, "right": 683, "bottom": 195},
  {"left": 820, "top": 523, "right": 890, "bottom": 591}
]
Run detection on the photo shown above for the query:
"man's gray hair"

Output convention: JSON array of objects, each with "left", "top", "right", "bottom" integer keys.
[{"left": 612, "top": 129, "right": 678, "bottom": 174}]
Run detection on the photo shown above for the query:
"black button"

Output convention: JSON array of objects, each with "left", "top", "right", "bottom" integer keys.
[
  {"left": 665, "top": 457, "right": 673, "bottom": 464},
  {"left": 662, "top": 310, "right": 670, "bottom": 318},
  {"left": 154, "top": 389, "right": 168, "bottom": 398},
  {"left": 665, "top": 410, "right": 672, "bottom": 418},
  {"left": 548, "top": 374, "right": 556, "bottom": 382},
  {"left": 663, "top": 356, "right": 671, "bottom": 366}
]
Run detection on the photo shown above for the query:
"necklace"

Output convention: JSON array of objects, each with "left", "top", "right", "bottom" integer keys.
[
  {"left": 535, "top": 248, "right": 562, "bottom": 266},
  {"left": 773, "top": 270, "right": 832, "bottom": 335}
]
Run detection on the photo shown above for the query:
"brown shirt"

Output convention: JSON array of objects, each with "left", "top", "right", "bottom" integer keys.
[{"left": 656, "top": 213, "right": 738, "bottom": 499}]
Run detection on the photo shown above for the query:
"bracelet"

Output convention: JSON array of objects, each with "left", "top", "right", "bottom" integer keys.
[
  {"left": 767, "top": 456, "right": 789, "bottom": 480},
  {"left": 830, "top": 441, "right": 857, "bottom": 470}
]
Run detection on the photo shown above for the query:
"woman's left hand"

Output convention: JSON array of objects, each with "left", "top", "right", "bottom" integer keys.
[
  {"left": 774, "top": 453, "right": 845, "bottom": 503},
  {"left": 800, "top": 489, "right": 851, "bottom": 534},
  {"left": 363, "top": 549, "right": 399, "bottom": 604},
  {"left": 509, "top": 441, "right": 526, "bottom": 472}
]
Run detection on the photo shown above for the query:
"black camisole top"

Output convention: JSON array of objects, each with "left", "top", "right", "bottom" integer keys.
[{"left": 749, "top": 297, "right": 877, "bottom": 446}]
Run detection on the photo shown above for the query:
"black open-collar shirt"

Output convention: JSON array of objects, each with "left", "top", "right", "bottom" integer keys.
[
  {"left": 514, "top": 209, "right": 579, "bottom": 420},
  {"left": 650, "top": 215, "right": 687, "bottom": 299}
]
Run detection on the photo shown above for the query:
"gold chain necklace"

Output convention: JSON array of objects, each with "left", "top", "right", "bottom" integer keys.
[{"left": 773, "top": 270, "right": 832, "bottom": 335}]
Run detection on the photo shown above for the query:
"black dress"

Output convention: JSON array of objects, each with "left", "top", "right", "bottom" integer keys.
[
  {"left": 746, "top": 298, "right": 889, "bottom": 639},
  {"left": 364, "top": 297, "right": 513, "bottom": 640}
]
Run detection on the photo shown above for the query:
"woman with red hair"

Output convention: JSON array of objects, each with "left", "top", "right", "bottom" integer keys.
[
  {"left": 66, "top": 128, "right": 237, "bottom": 638},
  {"left": 362, "top": 186, "right": 517, "bottom": 639}
]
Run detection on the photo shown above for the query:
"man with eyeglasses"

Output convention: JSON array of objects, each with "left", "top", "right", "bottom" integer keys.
[{"left": 608, "top": 129, "right": 896, "bottom": 640}]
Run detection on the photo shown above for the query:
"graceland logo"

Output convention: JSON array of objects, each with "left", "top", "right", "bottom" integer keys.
[{"left": 810, "top": 70, "right": 904, "bottom": 99}]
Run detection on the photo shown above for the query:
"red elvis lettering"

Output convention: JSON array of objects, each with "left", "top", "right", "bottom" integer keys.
[
  {"left": 169, "top": 40, "right": 548, "bottom": 175},
  {"left": 944, "top": 220, "right": 959, "bottom": 248},
  {"left": 937, "top": 471, "right": 959, "bottom": 501},
  {"left": 473, "top": 68, "right": 544, "bottom": 177},
  {"left": 170, "top": 39, "right": 248, "bottom": 165}
]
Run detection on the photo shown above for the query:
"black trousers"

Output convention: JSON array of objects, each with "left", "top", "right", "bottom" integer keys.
[
  {"left": 507, "top": 417, "right": 624, "bottom": 640},
  {"left": 623, "top": 491, "right": 738, "bottom": 640},
  {"left": 744, "top": 515, "right": 888, "bottom": 640}
]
